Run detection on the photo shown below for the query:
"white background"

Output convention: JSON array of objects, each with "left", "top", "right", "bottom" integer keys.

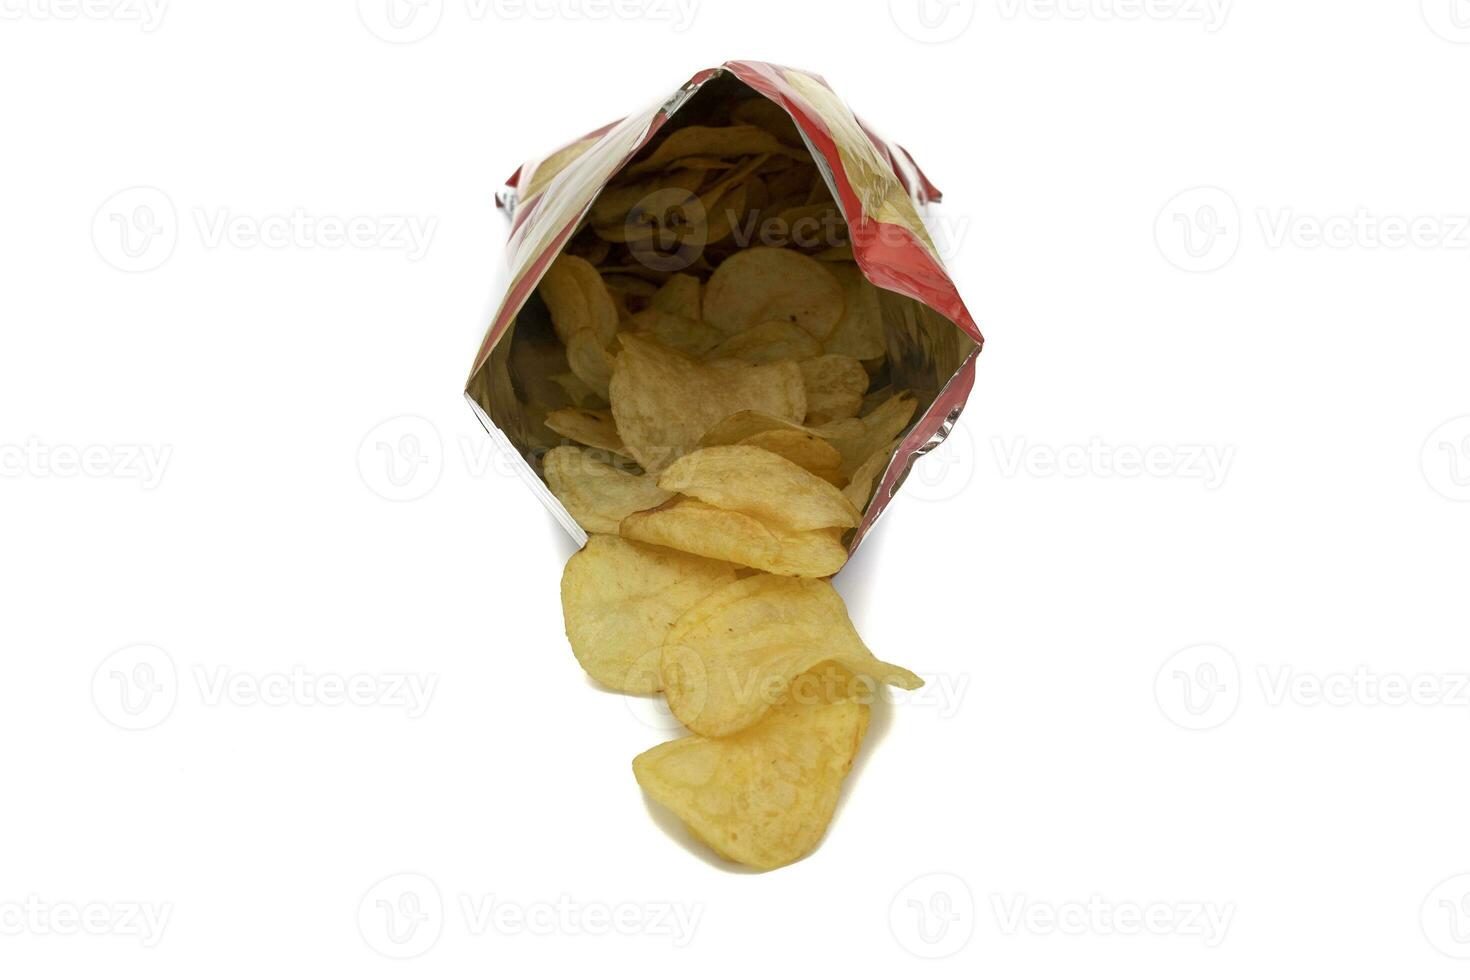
[{"left": 3, "top": 0, "right": 1469, "bottom": 976}]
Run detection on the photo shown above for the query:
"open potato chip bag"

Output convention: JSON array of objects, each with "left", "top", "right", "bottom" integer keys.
[{"left": 465, "top": 60, "right": 983, "bottom": 555}]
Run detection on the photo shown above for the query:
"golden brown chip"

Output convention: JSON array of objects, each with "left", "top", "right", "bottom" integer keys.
[
  {"left": 565, "top": 330, "right": 615, "bottom": 400},
  {"left": 632, "top": 694, "right": 868, "bottom": 870},
  {"left": 649, "top": 273, "right": 702, "bottom": 321},
  {"left": 821, "top": 392, "right": 918, "bottom": 478},
  {"left": 703, "top": 247, "right": 845, "bottom": 340},
  {"left": 543, "top": 446, "right": 669, "bottom": 534},
  {"left": 658, "top": 446, "right": 861, "bottom": 531},
  {"left": 705, "top": 320, "right": 823, "bottom": 365},
  {"left": 539, "top": 254, "right": 619, "bottom": 347},
  {"left": 620, "top": 499, "right": 847, "bottom": 578},
  {"left": 561, "top": 535, "right": 738, "bottom": 693},
  {"left": 842, "top": 439, "right": 900, "bottom": 513},
  {"left": 544, "top": 407, "right": 626, "bottom": 455},
  {"left": 821, "top": 262, "right": 885, "bottom": 360},
  {"left": 799, "top": 355, "right": 868, "bottom": 424},
  {"left": 609, "top": 334, "right": 806, "bottom": 472},
  {"left": 660, "top": 575, "right": 922, "bottom": 737},
  {"left": 622, "top": 309, "right": 721, "bottom": 358},
  {"left": 736, "top": 429, "right": 843, "bottom": 483}
]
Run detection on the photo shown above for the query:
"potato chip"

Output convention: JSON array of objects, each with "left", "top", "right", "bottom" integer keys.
[
  {"left": 660, "top": 575, "right": 922, "bottom": 737},
  {"left": 703, "top": 247, "right": 845, "bottom": 340},
  {"left": 609, "top": 334, "right": 806, "bottom": 472},
  {"left": 543, "top": 446, "right": 669, "bottom": 534},
  {"left": 549, "top": 371, "right": 600, "bottom": 409},
  {"left": 539, "top": 254, "right": 619, "bottom": 347},
  {"left": 729, "top": 97, "right": 804, "bottom": 147},
  {"left": 565, "top": 329, "right": 615, "bottom": 400},
  {"left": 589, "top": 169, "right": 705, "bottom": 228},
  {"left": 623, "top": 308, "right": 721, "bottom": 358},
  {"left": 658, "top": 446, "right": 860, "bottom": 531},
  {"left": 842, "top": 439, "right": 899, "bottom": 513},
  {"left": 649, "top": 273, "right": 702, "bottom": 321},
  {"left": 821, "top": 262, "right": 885, "bottom": 360},
  {"left": 624, "top": 125, "right": 789, "bottom": 175},
  {"left": 736, "top": 429, "right": 842, "bottom": 483},
  {"left": 828, "top": 392, "right": 917, "bottom": 476},
  {"left": 705, "top": 320, "right": 823, "bottom": 365},
  {"left": 620, "top": 499, "right": 847, "bottom": 578},
  {"left": 632, "top": 694, "right": 868, "bottom": 870},
  {"left": 561, "top": 535, "right": 737, "bottom": 693},
  {"left": 544, "top": 407, "right": 626, "bottom": 455},
  {"left": 799, "top": 355, "right": 868, "bottom": 424}
]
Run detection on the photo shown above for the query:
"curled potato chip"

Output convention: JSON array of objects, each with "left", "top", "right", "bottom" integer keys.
[
  {"left": 799, "top": 355, "right": 868, "bottom": 424},
  {"left": 543, "top": 446, "right": 669, "bottom": 534},
  {"left": 540, "top": 254, "right": 619, "bottom": 347},
  {"left": 544, "top": 407, "right": 626, "bottom": 455},
  {"left": 703, "top": 247, "right": 845, "bottom": 339},
  {"left": 566, "top": 330, "right": 615, "bottom": 400},
  {"left": 561, "top": 535, "right": 738, "bottom": 693},
  {"left": 842, "top": 439, "right": 900, "bottom": 513},
  {"left": 609, "top": 334, "right": 806, "bottom": 472},
  {"left": 706, "top": 320, "right": 823, "bottom": 365},
  {"left": 822, "top": 263, "right": 885, "bottom": 360},
  {"left": 737, "top": 429, "right": 842, "bottom": 483},
  {"left": 821, "top": 392, "right": 918, "bottom": 478},
  {"left": 658, "top": 446, "right": 860, "bottom": 531},
  {"left": 620, "top": 499, "right": 847, "bottom": 578},
  {"left": 632, "top": 693, "right": 868, "bottom": 870},
  {"left": 623, "top": 309, "right": 721, "bottom": 358},
  {"left": 661, "top": 575, "right": 922, "bottom": 737},
  {"left": 649, "top": 273, "right": 702, "bottom": 321}
]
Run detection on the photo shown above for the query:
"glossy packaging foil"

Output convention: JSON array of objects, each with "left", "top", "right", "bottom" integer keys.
[{"left": 466, "top": 59, "right": 983, "bottom": 551}]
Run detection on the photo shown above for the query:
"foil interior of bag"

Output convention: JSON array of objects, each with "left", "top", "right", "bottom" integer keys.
[{"left": 466, "top": 72, "right": 978, "bottom": 540}]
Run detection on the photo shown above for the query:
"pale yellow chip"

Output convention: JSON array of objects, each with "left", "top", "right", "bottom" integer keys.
[
  {"left": 632, "top": 694, "right": 868, "bottom": 870},
  {"left": 620, "top": 499, "right": 847, "bottom": 579},
  {"left": 705, "top": 320, "right": 823, "bottom": 365},
  {"left": 842, "top": 439, "right": 900, "bottom": 513},
  {"left": 649, "top": 273, "right": 702, "bottom": 321},
  {"left": 822, "top": 262, "right": 885, "bottom": 360},
  {"left": 623, "top": 308, "right": 721, "bottom": 358},
  {"left": 737, "top": 429, "right": 842, "bottom": 483},
  {"left": 658, "top": 446, "right": 860, "bottom": 531},
  {"left": 544, "top": 407, "right": 626, "bottom": 455},
  {"left": 799, "top": 355, "right": 868, "bottom": 424},
  {"left": 820, "top": 392, "right": 918, "bottom": 478},
  {"left": 539, "top": 254, "right": 619, "bottom": 348},
  {"left": 660, "top": 575, "right": 922, "bottom": 737},
  {"left": 566, "top": 330, "right": 615, "bottom": 400},
  {"left": 703, "top": 247, "right": 845, "bottom": 339},
  {"left": 609, "top": 334, "right": 806, "bottom": 472},
  {"left": 561, "top": 535, "right": 738, "bottom": 693},
  {"left": 543, "top": 446, "right": 669, "bottom": 534}
]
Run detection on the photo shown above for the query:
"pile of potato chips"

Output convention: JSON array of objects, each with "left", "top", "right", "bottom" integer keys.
[{"left": 543, "top": 101, "right": 926, "bottom": 870}]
